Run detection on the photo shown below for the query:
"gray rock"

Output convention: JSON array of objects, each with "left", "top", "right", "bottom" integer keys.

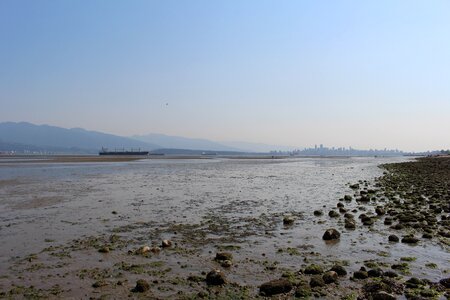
[
  {"left": 309, "top": 275, "right": 325, "bottom": 287},
  {"left": 345, "top": 219, "right": 356, "bottom": 229},
  {"left": 375, "top": 207, "right": 386, "bottom": 216},
  {"left": 304, "top": 264, "right": 323, "bottom": 275},
  {"left": 206, "top": 269, "right": 226, "bottom": 285},
  {"left": 98, "top": 246, "right": 110, "bottom": 253},
  {"left": 401, "top": 236, "right": 419, "bottom": 244},
  {"left": 353, "top": 270, "right": 368, "bottom": 279},
  {"left": 368, "top": 268, "right": 383, "bottom": 277},
  {"left": 295, "top": 285, "right": 312, "bottom": 298},
  {"left": 322, "top": 228, "right": 341, "bottom": 240},
  {"left": 215, "top": 252, "right": 233, "bottom": 261},
  {"left": 92, "top": 280, "right": 109, "bottom": 288},
  {"left": 388, "top": 235, "right": 399, "bottom": 242},
  {"left": 132, "top": 279, "right": 150, "bottom": 293},
  {"left": 161, "top": 239, "right": 172, "bottom": 248},
  {"left": 323, "top": 271, "right": 338, "bottom": 284},
  {"left": 221, "top": 260, "right": 232, "bottom": 268},
  {"left": 283, "top": 216, "right": 295, "bottom": 225},
  {"left": 440, "top": 277, "right": 450, "bottom": 288},
  {"left": 372, "top": 291, "right": 397, "bottom": 300},
  {"left": 259, "top": 279, "right": 292, "bottom": 296},
  {"left": 330, "top": 265, "right": 347, "bottom": 276}
]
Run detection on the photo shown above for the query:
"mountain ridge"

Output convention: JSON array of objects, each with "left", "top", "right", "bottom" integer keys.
[
  {"left": 0, "top": 122, "right": 160, "bottom": 153},
  {"left": 0, "top": 122, "right": 294, "bottom": 154}
]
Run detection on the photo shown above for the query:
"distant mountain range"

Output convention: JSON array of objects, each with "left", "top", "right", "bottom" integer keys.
[
  {"left": 0, "top": 122, "right": 289, "bottom": 154},
  {"left": 0, "top": 122, "right": 158, "bottom": 153},
  {"left": 0, "top": 122, "right": 430, "bottom": 156}
]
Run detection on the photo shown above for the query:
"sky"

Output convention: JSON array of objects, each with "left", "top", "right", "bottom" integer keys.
[{"left": 1, "top": 1, "right": 450, "bottom": 152}]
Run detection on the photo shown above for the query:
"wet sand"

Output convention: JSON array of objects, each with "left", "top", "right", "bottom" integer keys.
[
  {"left": 0, "top": 156, "right": 448, "bottom": 299},
  {"left": 0, "top": 154, "right": 352, "bottom": 165}
]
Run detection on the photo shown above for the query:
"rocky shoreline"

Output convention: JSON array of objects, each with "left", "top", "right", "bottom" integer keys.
[{"left": 0, "top": 157, "right": 449, "bottom": 299}]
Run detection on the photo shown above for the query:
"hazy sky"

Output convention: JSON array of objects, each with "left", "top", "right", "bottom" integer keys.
[{"left": 1, "top": 1, "right": 450, "bottom": 152}]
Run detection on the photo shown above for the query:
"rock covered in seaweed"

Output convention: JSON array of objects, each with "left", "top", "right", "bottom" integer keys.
[
  {"left": 132, "top": 279, "right": 150, "bottom": 293},
  {"left": 205, "top": 269, "right": 226, "bottom": 285},
  {"left": 322, "top": 228, "right": 341, "bottom": 240},
  {"left": 259, "top": 278, "right": 292, "bottom": 296}
]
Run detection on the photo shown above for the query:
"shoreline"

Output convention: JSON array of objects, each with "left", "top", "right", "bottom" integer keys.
[
  {"left": 0, "top": 157, "right": 448, "bottom": 299},
  {"left": 0, "top": 154, "right": 417, "bottom": 164}
]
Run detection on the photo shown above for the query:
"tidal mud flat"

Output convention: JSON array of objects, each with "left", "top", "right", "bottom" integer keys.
[{"left": 0, "top": 156, "right": 449, "bottom": 299}]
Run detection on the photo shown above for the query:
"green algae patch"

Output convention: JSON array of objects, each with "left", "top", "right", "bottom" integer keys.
[
  {"left": 425, "top": 263, "right": 437, "bottom": 269},
  {"left": 400, "top": 257, "right": 416, "bottom": 262}
]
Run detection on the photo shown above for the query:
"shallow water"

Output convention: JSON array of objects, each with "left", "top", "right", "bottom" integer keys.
[{"left": 0, "top": 156, "right": 448, "bottom": 298}]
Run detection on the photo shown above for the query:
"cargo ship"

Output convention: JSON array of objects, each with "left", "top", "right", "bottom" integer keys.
[{"left": 99, "top": 147, "right": 149, "bottom": 156}]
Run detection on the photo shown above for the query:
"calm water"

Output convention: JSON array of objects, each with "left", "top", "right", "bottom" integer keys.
[{"left": 0, "top": 156, "right": 448, "bottom": 285}]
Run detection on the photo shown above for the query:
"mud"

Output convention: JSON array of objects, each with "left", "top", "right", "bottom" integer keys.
[{"left": 0, "top": 156, "right": 448, "bottom": 299}]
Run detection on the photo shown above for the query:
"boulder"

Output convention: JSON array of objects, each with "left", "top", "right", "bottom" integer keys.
[
  {"left": 304, "top": 264, "right": 323, "bottom": 275},
  {"left": 295, "top": 285, "right": 312, "bottom": 298},
  {"left": 329, "top": 210, "right": 340, "bottom": 218},
  {"left": 259, "top": 279, "right": 292, "bottom": 296},
  {"left": 375, "top": 207, "right": 385, "bottom": 216},
  {"left": 401, "top": 236, "right": 419, "bottom": 244},
  {"left": 368, "top": 268, "right": 383, "bottom": 277},
  {"left": 215, "top": 252, "right": 233, "bottom": 261},
  {"left": 383, "top": 271, "right": 398, "bottom": 278},
  {"left": 323, "top": 271, "right": 338, "bottom": 284},
  {"left": 422, "top": 233, "right": 433, "bottom": 239},
  {"left": 372, "top": 291, "right": 397, "bottom": 300},
  {"left": 135, "top": 245, "right": 150, "bottom": 255},
  {"left": 161, "top": 239, "right": 172, "bottom": 248},
  {"left": 283, "top": 216, "right": 295, "bottom": 225},
  {"left": 388, "top": 235, "right": 399, "bottom": 242},
  {"left": 132, "top": 279, "right": 150, "bottom": 293},
  {"left": 206, "top": 269, "right": 226, "bottom": 285},
  {"left": 330, "top": 265, "right": 347, "bottom": 276},
  {"left": 98, "top": 246, "right": 110, "bottom": 253},
  {"left": 353, "top": 270, "right": 368, "bottom": 279},
  {"left": 322, "top": 228, "right": 341, "bottom": 240},
  {"left": 440, "top": 277, "right": 450, "bottom": 288},
  {"left": 92, "top": 280, "right": 109, "bottom": 288},
  {"left": 309, "top": 275, "right": 325, "bottom": 287},
  {"left": 221, "top": 260, "right": 232, "bottom": 268},
  {"left": 405, "top": 277, "right": 423, "bottom": 288},
  {"left": 344, "top": 213, "right": 354, "bottom": 219},
  {"left": 384, "top": 217, "right": 393, "bottom": 225},
  {"left": 150, "top": 246, "right": 161, "bottom": 253},
  {"left": 345, "top": 219, "right": 356, "bottom": 229}
]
